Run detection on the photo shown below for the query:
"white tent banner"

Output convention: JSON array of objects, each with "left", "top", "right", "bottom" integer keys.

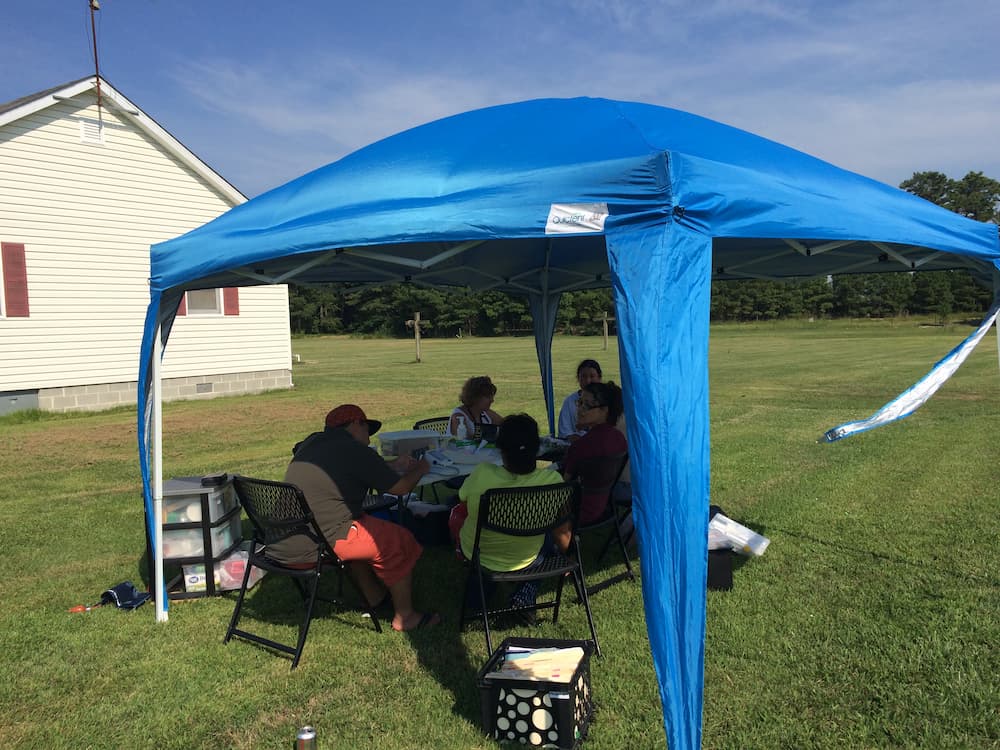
[
  {"left": 544, "top": 202, "right": 609, "bottom": 234},
  {"left": 824, "top": 300, "right": 1000, "bottom": 442}
]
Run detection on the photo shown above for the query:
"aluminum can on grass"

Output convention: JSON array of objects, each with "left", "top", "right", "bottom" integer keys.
[{"left": 295, "top": 726, "right": 316, "bottom": 750}]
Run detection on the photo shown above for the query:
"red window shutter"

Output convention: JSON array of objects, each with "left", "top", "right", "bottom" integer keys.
[
  {"left": 1, "top": 242, "right": 29, "bottom": 317},
  {"left": 177, "top": 294, "right": 187, "bottom": 316},
  {"left": 223, "top": 287, "right": 240, "bottom": 316}
]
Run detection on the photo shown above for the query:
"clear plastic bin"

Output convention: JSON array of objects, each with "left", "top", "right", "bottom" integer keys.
[
  {"left": 377, "top": 430, "right": 443, "bottom": 458},
  {"left": 183, "top": 544, "right": 265, "bottom": 592},
  {"left": 161, "top": 477, "right": 237, "bottom": 524},
  {"left": 163, "top": 514, "right": 241, "bottom": 559}
]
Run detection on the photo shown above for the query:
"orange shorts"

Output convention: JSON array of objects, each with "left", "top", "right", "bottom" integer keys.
[{"left": 333, "top": 514, "right": 422, "bottom": 587}]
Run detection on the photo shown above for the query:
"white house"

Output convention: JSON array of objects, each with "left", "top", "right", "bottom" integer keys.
[{"left": 0, "top": 76, "right": 292, "bottom": 415}]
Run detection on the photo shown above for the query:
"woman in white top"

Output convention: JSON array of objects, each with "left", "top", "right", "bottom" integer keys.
[
  {"left": 557, "top": 359, "right": 602, "bottom": 441},
  {"left": 449, "top": 375, "right": 505, "bottom": 437}
]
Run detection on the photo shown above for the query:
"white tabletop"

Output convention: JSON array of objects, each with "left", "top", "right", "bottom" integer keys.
[{"left": 419, "top": 445, "right": 501, "bottom": 485}]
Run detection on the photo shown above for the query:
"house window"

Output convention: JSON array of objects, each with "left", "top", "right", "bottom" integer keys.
[
  {"left": 1, "top": 242, "right": 30, "bottom": 318},
  {"left": 177, "top": 288, "right": 239, "bottom": 317},
  {"left": 186, "top": 289, "right": 222, "bottom": 315}
]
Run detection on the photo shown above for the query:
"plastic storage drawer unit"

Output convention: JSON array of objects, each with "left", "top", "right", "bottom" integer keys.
[{"left": 158, "top": 474, "right": 243, "bottom": 599}]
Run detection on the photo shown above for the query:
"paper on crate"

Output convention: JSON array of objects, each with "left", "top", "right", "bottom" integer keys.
[
  {"left": 708, "top": 513, "right": 770, "bottom": 556},
  {"left": 482, "top": 646, "right": 585, "bottom": 684}
]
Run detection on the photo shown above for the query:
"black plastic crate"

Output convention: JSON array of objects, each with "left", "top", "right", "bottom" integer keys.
[
  {"left": 708, "top": 548, "right": 733, "bottom": 591},
  {"left": 476, "top": 637, "right": 595, "bottom": 749}
]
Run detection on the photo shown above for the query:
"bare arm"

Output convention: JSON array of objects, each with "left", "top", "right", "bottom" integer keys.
[
  {"left": 553, "top": 522, "right": 572, "bottom": 553},
  {"left": 389, "top": 455, "right": 416, "bottom": 473},
  {"left": 386, "top": 458, "right": 431, "bottom": 496}
]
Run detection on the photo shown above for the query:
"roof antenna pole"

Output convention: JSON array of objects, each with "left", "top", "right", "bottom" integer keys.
[{"left": 89, "top": 0, "right": 103, "bottom": 124}]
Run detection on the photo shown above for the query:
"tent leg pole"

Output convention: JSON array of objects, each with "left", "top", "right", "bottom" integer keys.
[
  {"left": 994, "top": 273, "right": 999, "bottom": 378},
  {"left": 153, "top": 325, "right": 167, "bottom": 623}
]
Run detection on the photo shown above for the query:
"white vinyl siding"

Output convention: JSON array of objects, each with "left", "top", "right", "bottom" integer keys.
[
  {"left": 0, "top": 91, "right": 290, "bottom": 391},
  {"left": 166, "top": 287, "right": 291, "bottom": 378}
]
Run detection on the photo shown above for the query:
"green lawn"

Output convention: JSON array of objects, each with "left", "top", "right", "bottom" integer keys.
[{"left": 1, "top": 321, "right": 998, "bottom": 749}]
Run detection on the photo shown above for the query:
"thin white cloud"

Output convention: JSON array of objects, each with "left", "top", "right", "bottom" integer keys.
[
  {"left": 718, "top": 79, "right": 1000, "bottom": 185},
  {"left": 154, "top": 0, "right": 1000, "bottom": 195},
  {"left": 175, "top": 55, "right": 500, "bottom": 153}
]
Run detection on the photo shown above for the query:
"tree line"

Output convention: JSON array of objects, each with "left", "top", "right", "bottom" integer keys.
[
  {"left": 289, "top": 284, "right": 617, "bottom": 337},
  {"left": 288, "top": 170, "right": 1000, "bottom": 335}
]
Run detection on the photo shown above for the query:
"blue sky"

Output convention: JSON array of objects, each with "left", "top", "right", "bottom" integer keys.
[{"left": 3, "top": 0, "right": 998, "bottom": 198}]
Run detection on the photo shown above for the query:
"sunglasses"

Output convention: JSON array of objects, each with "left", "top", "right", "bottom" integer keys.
[{"left": 576, "top": 400, "right": 604, "bottom": 411}]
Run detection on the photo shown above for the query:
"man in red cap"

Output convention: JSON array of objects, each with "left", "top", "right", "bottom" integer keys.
[{"left": 269, "top": 404, "right": 440, "bottom": 631}]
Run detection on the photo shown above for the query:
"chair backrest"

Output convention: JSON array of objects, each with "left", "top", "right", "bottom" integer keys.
[
  {"left": 477, "top": 481, "right": 581, "bottom": 539},
  {"left": 231, "top": 475, "right": 325, "bottom": 549},
  {"left": 412, "top": 416, "right": 450, "bottom": 434},
  {"left": 575, "top": 451, "right": 628, "bottom": 503}
]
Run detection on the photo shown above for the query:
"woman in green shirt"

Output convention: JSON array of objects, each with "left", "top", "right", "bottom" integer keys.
[{"left": 456, "top": 414, "right": 562, "bottom": 609}]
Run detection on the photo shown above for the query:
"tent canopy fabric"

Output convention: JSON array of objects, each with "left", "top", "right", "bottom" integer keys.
[{"left": 139, "top": 97, "right": 1000, "bottom": 750}]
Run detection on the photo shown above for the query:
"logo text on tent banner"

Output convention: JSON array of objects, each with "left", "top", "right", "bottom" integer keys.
[{"left": 545, "top": 203, "right": 609, "bottom": 234}]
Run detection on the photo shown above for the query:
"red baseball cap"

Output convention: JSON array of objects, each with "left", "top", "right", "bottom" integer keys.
[{"left": 325, "top": 404, "right": 382, "bottom": 435}]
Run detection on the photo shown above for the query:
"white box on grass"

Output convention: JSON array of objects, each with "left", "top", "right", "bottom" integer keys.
[{"left": 183, "top": 544, "right": 265, "bottom": 592}]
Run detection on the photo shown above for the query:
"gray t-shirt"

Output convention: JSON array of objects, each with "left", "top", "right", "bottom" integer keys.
[{"left": 268, "top": 427, "right": 399, "bottom": 564}]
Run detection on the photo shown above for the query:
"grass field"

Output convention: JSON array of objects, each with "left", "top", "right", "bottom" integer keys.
[{"left": 1, "top": 320, "right": 998, "bottom": 749}]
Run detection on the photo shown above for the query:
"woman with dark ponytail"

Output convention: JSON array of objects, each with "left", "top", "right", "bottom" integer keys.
[{"left": 452, "top": 414, "right": 563, "bottom": 612}]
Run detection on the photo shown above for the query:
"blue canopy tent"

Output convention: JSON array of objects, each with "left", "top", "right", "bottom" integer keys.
[{"left": 138, "top": 98, "right": 1000, "bottom": 749}]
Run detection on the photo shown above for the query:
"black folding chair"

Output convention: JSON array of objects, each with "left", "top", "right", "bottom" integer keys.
[
  {"left": 459, "top": 480, "right": 601, "bottom": 657},
  {"left": 574, "top": 452, "right": 635, "bottom": 594},
  {"left": 224, "top": 476, "right": 381, "bottom": 670},
  {"left": 413, "top": 417, "right": 461, "bottom": 500},
  {"left": 412, "top": 416, "right": 450, "bottom": 434}
]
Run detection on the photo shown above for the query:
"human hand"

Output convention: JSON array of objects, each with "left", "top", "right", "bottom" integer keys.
[{"left": 390, "top": 455, "right": 416, "bottom": 473}]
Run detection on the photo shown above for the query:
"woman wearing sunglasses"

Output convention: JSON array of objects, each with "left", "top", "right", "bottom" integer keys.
[{"left": 562, "top": 381, "right": 628, "bottom": 525}]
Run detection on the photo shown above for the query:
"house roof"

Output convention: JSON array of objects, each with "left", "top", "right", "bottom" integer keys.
[
  {"left": 0, "top": 77, "right": 92, "bottom": 118},
  {"left": 0, "top": 76, "right": 245, "bottom": 205}
]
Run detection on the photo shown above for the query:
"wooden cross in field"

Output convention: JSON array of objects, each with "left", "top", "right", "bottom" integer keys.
[{"left": 405, "top": 311, "right": 428, "bottom": 362}]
